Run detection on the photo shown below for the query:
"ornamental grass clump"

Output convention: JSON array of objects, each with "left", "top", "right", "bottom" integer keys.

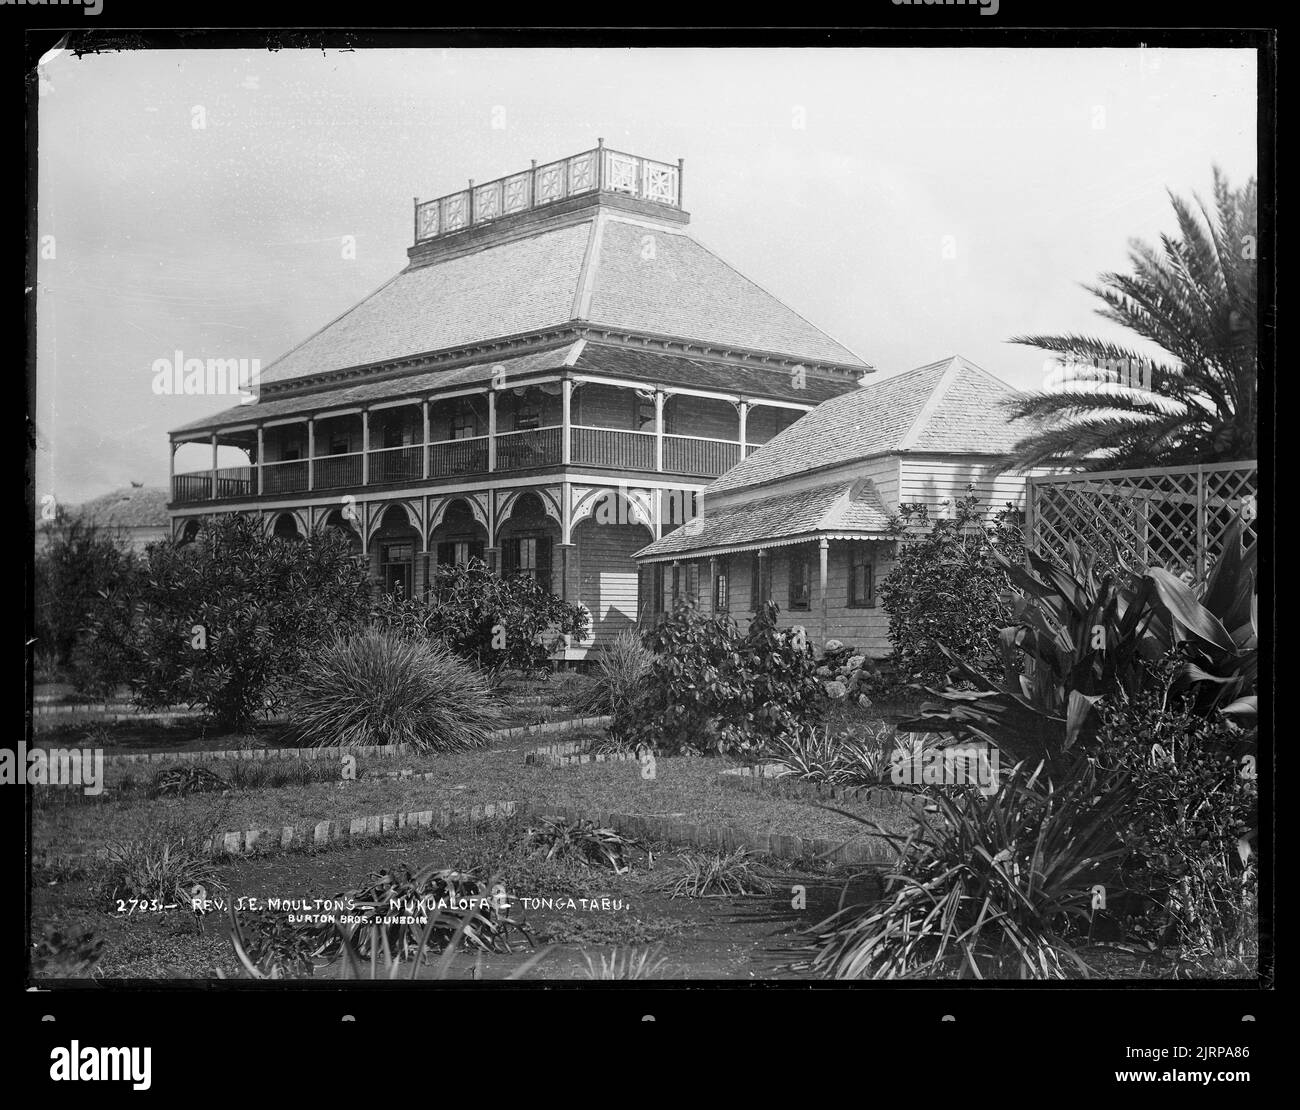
[{"left": 290, "top": 630, "right": 502, "bottom": 753}]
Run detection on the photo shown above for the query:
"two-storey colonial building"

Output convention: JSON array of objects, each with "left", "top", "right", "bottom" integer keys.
[{"left": 167, "top": 142, "right": 871, "bottom": 657}]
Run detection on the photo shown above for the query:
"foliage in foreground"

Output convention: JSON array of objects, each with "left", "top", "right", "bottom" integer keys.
[
  {"left": 622, "top": 601, "right": 829, "bottom": 755},
  {"left": 290, "top": 629, "right": 503, "bottom": 752},
  {"left": 581, "top": 946, "right": 668, "bottom": 980},
  {"left": 524, "top": 817, "right": 638, "bottom": 874},
  {"left": 900, "top": 520, "right": 1258, "bottom": 771},
  {"left": 655, "top": 849, "right": 773, "bottom": 898},
  {"left": 802, "top": 761, "right": 1132, "bottom": 979},
  {"left": 223, "top": 862, "right": 540, "bottom": 979},
  {"left": 100, "top": 832, "right": 224, "bottom": 914},
  {"left": 764, "top": 721, "right": 934, "bottom": 789},
  {"left": 31, "top": 925, "right": 105, "bottom": 979},
  {"left": 1091, "top": 666, "right": 1257, "bottom": 968}
]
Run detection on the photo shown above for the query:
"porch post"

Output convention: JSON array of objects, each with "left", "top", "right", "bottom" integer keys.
[
  {"left": 707, "top": 556, "right": 718, "bottom": 616},
  {"left": 561, "top": 379, "right": 573, "bottom": 465},
  {"left": 819, "top": 537, "right": 830, "bottom": 644},
  {"left": 756, "top": 548, "right": 768, "bottom": 610},
  {"left": 307, "top": 418, "right": 315, "bottom": 491},
  {"left": 361, "top": 409, "right": 370, "bottom": 486},
  {"left": 168, "top": 439, "right": 175, "bottom": 500},
  {"left": 487, "top": 389, "right": 497, "bottom": 472},
  {"left": 422, "top": 399, "right": 430, "bottom": 480},
  {"left": 737, "top": 400, "right": 749, "bottom": 457},
  {"left": 256, "top": 426, "right": 264, "bottom": 495},
  {"left": 209, "top": 433, "right": 218, "bottom": 499}
]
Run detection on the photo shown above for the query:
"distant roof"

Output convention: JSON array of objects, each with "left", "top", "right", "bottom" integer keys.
[
  {"left": 706, "top": 356, "right": 1026, "bottom": 496},
  {"left": 74, "top": 486, "right": 170, "bottom": 528},
  {"left": 256, "top": 209, "right": 867, "bottom": 388},
  {"left": 634, "top": 475, "right": 893, "bottom": 562}
]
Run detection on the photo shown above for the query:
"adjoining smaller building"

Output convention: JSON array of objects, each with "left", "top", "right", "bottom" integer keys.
[{"left": 632, "top": 356, "right": 1034, "bottom": 658}]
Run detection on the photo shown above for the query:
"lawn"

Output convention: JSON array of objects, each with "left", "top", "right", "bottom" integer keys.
[{"left": 32, "top": 732, "right": 913, "bottom": 860}]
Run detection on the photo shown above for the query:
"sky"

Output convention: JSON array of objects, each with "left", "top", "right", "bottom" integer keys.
[{"left": 34, "top": 46, "right": 1257, "bottom": 503}]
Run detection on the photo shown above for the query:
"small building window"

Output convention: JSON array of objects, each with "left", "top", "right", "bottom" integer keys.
[
  {"left": 849, "top": 548, "right": 875, "bottom": 608},
  {"left": 788, "top": 550, "right": 812, "bottom": 611},
  {"left": 750, "top": 553, "right": 770, "bottom": 611},
  {"left": 670, "top": 563, "right": 699, "bottom": 606},
  {"left": 714, "top": 561, "right": 729, "bottom": 612}
]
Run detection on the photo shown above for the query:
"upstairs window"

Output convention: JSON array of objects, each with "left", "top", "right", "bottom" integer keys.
[{"left": 451, "top": 400, "right": 478, "bottom": 441}]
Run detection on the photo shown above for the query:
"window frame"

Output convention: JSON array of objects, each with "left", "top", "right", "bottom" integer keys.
[
  {"left": 848, "top": 547, "right": 876, "bottom": 609},
  {"left": 788, "top": 549, "right": 812, "bottom": 611}
]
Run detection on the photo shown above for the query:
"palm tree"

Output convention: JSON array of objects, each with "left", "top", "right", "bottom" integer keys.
[{"left": 1002, "top": 167, "right": 1257, "bottom": 471}]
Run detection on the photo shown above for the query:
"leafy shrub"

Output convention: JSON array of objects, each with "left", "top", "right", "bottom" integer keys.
[
  {"left": 525, "top": 818, "right": 637, "bottom": 874},
  {"left": 31, "top": 925, "right": 105, "bottom": 978},
  {"left": 223, "top": 863, "right": 545, "bottom": 980},
  {"left": 623, "top": 601, "right": 829, "bottom": 755},
  {"left": 655, "top": 849, "right": 772, "bottom": 898},
  {"left": 1091, "top": 665, "right": 1257, "bottom": 968},
  {"left": 901, "top": 519, "right": 1258, "bottom": 772},
  {"left": 803, "top": 760, "right": 1131, "bottom": 979},
  {"left": 878, "top": 490, "right": 1024, "bottom": 688},
  {"left": 371, "top": 560, "right": 589, "bottom": 675},
  {"left": 101, "top": 833, "right": 224, "bottom": 911},
  {"left": 105, "top": 516, "right": 372, "bottom": 731},
  {"left": 765, "top": 721, "right": 928, "bottom": 788},
  {"left": 35, "top": 510, "right": 137, "bottom": 670},
  {"left": 149, "top": 766, "right": 230, "bottom": 798},
  {"left": 290, "top": 630, "right": 502, "bottom": 752},
  {"left": 577, "top": 630, "right": 654, "bottom": 731}
]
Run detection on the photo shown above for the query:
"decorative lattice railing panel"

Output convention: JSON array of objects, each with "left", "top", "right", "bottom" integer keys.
[{"left": 1027, "top": 462, "right": 1257, "bottom": 581}]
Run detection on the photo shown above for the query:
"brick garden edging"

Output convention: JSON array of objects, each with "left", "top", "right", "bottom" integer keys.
[
  {"left": 99, "top": 715, "right": 612, "bottom": 766},
  {"left": 187, "top": 799, "right": 893, "bottom": 865},
  {"left": 718, "top": 764, "right": 926, "bottom": 812}
]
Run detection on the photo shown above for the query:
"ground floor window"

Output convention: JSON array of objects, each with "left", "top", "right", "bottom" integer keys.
[
  {"left": 381, "top": 540, "right": 415, "bottom": 598},
  {"left": 849, "top": 547, "right": 875, "bottom": 608},
  {"left": 503, "top": 534, "right": 552, "bottom": 588},
  {"left": 714, "top": 560, "right": 729, "bottom": 612},
  {"left": 436, "top": 539, "right": 485, "bottom": 567}
]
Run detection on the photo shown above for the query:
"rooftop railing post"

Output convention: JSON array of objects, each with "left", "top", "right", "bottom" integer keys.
[
  {"left": 529, "top": 160, "right": 537, "bottom": 211},
  {"left": 412, "top": 196, "right": 419, "bottom": 242},
  {"left": 597, "top": 137, "right": 605, "bottom": 191},
  {"left": 467, "top": 180, "right": 475, "bottom": 225},
  {"left": 678, "top": 158, "right": 684, "bottom": 207}
]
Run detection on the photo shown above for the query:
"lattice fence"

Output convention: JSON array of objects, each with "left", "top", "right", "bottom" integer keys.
[{"left": 1026, "top": 461, "right": 1258, "bottom": 582}]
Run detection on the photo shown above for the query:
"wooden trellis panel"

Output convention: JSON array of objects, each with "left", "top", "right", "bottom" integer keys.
[{"left": 1026, "top": 461, "right": 1257, "bottom": 581}]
